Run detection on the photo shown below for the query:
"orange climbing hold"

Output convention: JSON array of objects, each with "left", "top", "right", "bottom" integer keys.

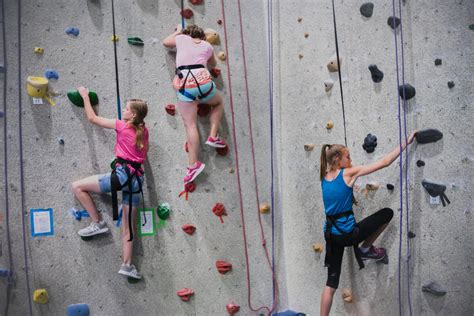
[
  {"left": 179, "top": 182, "right": 196, "bottom": 201},
  {"left": 177, "top": 288, "right": 194, "bottom": 301},
  {"left": 342, "top": 288, "right": 353, "bottom": 303},
  {"left": 165, "top": 104, "right": 176, "bottom": 116},
  {"left": 226, "top": 303, "right": 240, "bottom": 315},
  {"left": 216, "top": 260, "right": 232, "bottom": 274},
  {"left": 259, "top": 203, "right": 270, "bottom": 214},
  {"left": 313, "top": 242, "right": 324, "bottom": 253},
  {"left": 181, "top": 8, "right": 194, "bottom": 19},
  {"left": 212, "top": 203, "right": 227, "bottom": 223},
  {"left": 182, "top": 224, "right": 196, "bottom": 235}
]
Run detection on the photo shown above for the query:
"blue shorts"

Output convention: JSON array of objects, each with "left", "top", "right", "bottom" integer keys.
[
  {"left": 177, "top": 81, "right": 217, "bottom": 102},
  {"left": 98, "top": 165, "right": 144, "bottom": 207}
]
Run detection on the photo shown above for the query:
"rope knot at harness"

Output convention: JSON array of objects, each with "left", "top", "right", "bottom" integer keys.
[
  {"left": 179, "top": 182, "right": 196, "bottom": 201},
  {"left": 212, "top": 202, "right": 227, "bottom": 223}
]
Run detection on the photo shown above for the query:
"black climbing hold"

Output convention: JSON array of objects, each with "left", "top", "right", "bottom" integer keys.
[
  {"left": 416, "top": 160, "right": 425, "bottom": 167},
  {"left": 368, "top": 64, "right": 384, "bottom": 82},
  {"left": 376, "top": 253, "right": 389, "bottom": 265},
  {"left": 360, "top": 3, "right": 374, "bottom": 18},
  {"left": 362, "top": 133, "right": 377, "bottom": 153},
  {"left": 422, "top": 281, "right": 446, "bottom": 296},
  {"left": 469, "top": 24, "right": 474, "bottom": 30},
  {"left": 58, "top": 138, "right": 65, "bottom": 145},
  {"left": 408, "top": 231, "right": 416, "bottom": 238},
  {"left": 434, "top": 59, "right": 442, "bottom": 66},
  {"left": 447, "top": 81, "right": 455, "bottom": 89},
  {"left": 386, "top": 184, "right": 394, "bottom": 191},
  {"left": 80, "top": 236, "right": 94, "bottom": 241},
  {"left": 415, "top": 129, "right": 443, "bottom": 144},
  {"left": 398, "top": 84, "right": 416, "bottom": 100},
  {"left": 387, "top": 16, "right": 401, "bottom": 29},
  {"left": 422, "top": 180, "right": 450, "bottom": 207}
]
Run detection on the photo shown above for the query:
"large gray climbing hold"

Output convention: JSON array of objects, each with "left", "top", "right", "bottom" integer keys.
[
  {"left": 368, "top": 64, "right": 384, "bottom": 82},
  {"left": 422, "top": 282, "right": 446, "bottom": 296},
  {"left": 387, "top": 16, "right": 401, "bottom": 29},
  {"left": 360, "top": 3, "right": 374, "bottom": 18},
  {"left": 398, "top": 84, "right": 416, "bottom": 100}
]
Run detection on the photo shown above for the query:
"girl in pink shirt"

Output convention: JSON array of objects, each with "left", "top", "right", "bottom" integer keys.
[
  {"left": 163, "top": 24, "right": 227, "bottom": 184},
  {"left": 71, "top": 87, "right": 148, "bottom": 280}
]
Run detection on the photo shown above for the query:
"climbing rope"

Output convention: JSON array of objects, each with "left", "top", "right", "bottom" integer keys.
[
  {"left": 111, "top": 0, "right": 121, "bottom": 119},
  {"left": 180, "top": 0, "right": 185, "bottom": 30},
  {"left": 17, "top": 0, "right": 33, "bottom": 314},
  {"left": 221, "top": 0, "right": 278, "bottom": 313},
  {"left": 330, "top": 0, "right": 348, "bottom": 147}
]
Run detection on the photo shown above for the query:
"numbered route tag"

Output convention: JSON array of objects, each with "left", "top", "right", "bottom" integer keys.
[
  {"left": 137, "top": 208, "right": 156, "bottom": 236},
  {"left": 430, "top": 196, "right": 440, "bottom": 205},
  {"left": 32, "top": 98, "right": 44, "bottom": 105}
]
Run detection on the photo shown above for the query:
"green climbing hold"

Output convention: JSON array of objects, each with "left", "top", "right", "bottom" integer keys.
[
  {"left": 67, "top": 89, "right": 99, "bottom": 107},
  {"left": 156, "top": 203, "right": 171, "bottom": 220},
  {"left": 127, "top": 37, "right": 144, "bottom": 46},
  {"left": 469, "top": 24, "right": 474, "bottom": 30}
]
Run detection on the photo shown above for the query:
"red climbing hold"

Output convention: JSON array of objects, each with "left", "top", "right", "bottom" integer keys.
[
  {"left": 181, "top": 9, "right": 194, "bottom": 19},
  {"left": 210, "top": 68, "right": 221, "bottom": 78},
  {"left": 226, "top": 303, "right": 240, "bottom": 315},
  {"left": 216, "top": 145, "right": 229, "bottom": 156},
  {"left": 216, "top": 260, "right": 232, "bottom": 274},
  {"left": 165, "top": 104, "right": 176, "bottom": 116},
  {"left": 179, "top": 182, "right": 196, "bottom": 201},
  {"left": 197, "top": 103, "right": 211, "bottom": 117},
  {"left": 184, "top": 141, "right": 189, "bottom": 153},
  {"left": 189, "top": 0, "right": 203, "bottom": 4},
  {"left": 217, "top": 19, "right": 223, "bottom": 25},
  {"left": 177, "top": 288, "right": 194, "bottom": 301},
  {"left": 182, "top": 224, "right": 196, "bottom": 235},
  {"left": 212, "top": 203, "right": 227, "bottom": 223}
]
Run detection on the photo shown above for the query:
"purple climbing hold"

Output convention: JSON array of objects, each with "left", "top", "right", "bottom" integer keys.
[
  {"left": 65, "top": 27, "right": 80, "bottom": 36},
  {"left": 434, "top": 59, "right": 442, "bottom": 66},
  {"left": 387, "top": 16, "right": 401, "bottom": 29},
  {"left": 398, "top": 84, "right": 416, "bottom": 100},
  {"left": 45, "top": 70, "right": 59, "bottom": 80},
  {"left": 447, "top": 81, "right": 455, "bottom": 89},
  {"left": 368, "top": 64, "right": 384, "bottom": 82},
  {"left": 362, "top": 133, "right": 377, "bottom": 153},
  {"left": 416, "top": 160, "right": 425, "bottom": 167},
  {"left": 360, "top": 3, "right": 374, "bottom": 18}
]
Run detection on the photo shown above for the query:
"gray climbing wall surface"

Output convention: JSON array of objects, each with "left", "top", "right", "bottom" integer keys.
[{"left": 0, "top": 0, "right": 472, "bottom": 315}]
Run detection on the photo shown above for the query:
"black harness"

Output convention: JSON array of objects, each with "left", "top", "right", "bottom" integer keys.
[
  {"left": 176, "top": 64, "right": 215, "bottom": 101},
  {"left": 324, "top": 210, "right": 365, "bottom": 270},
  {"left": 111, "top": 157, "right": 144, "bottom": 241}
]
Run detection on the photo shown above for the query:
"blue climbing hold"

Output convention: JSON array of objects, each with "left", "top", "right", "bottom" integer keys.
[
  {"left": 0, "top": 111, "right": 4, "bottom": 118},
  {"left": 0, "top": 268, "right": 12, "bottom": 278},
  {"left": 274, "top": 310, "right": 306, "bottom": 316},
  {"left": 67, "top": 303, "right": 90, "bottom": 316},
  {"left": 65, "top": 27, "right": 80, "bottom": 36},
  {"left": 69, "top": 208, "right": 90, "bottom": 221},
  {"left": 45, "top": 70, "right": 59, "bottom": 80}
]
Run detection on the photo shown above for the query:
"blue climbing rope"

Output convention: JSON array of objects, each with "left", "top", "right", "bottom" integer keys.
[
  {"left": 111, "top": 0, "right": 121, "bottom": 119},
  {"left": 180, "top": 0, "right": 185, "bottom": 30}
]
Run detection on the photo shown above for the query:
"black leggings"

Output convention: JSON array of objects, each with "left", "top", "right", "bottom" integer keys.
[{"left": 326, "top": 208, "right": 393, "bottom": 289}]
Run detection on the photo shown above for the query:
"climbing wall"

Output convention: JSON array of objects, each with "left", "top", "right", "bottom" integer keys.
[{"left": 0, "top": 0, "right": 472, "bottom": 315}]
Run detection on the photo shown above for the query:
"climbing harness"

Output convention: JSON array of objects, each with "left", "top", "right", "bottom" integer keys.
[
  {"left": 110, "top": 158, "right": 144, "bottom": 241},
  {"left": 111, "top": 0, "right": 121, "bottom": 119},
  {"left": 175, "top": 64, "right": 215, "bottom": 101}
]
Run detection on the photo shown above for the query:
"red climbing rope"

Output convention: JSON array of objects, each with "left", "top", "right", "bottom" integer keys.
[{"left": 220, "top": 0, "right": 278, "bottom": 314}]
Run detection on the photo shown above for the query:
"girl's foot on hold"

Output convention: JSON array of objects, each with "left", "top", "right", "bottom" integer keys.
[
  {"left": 118, "top": 264, "right": 142, "bottom": 279},
  {"left": 205, "top": 136, "right": 227, "bottom": 148},
  {"left": 78, "top": 221, "right": 108, "bottom": 237},
  {"left": 359, "top": 245, "right": 386, "bottom": 261},
  {"left": 184, "top": 161, "right": 205, "bottom": 183}
]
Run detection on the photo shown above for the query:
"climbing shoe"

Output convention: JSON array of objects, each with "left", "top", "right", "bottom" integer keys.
[
  {"left": 184, "top": 161, "right": 205, "bottom": 184},
  {"left": 359, "top": 245, "right": 386, "bottom": 261},
  {"left": 78, "top": 221, "right": 108, "bottom": 237},
  {"left": 118, "top": 264, "right": 142, "bottom": 279},
  {"left": 205, "top": 136, "right": 227, "bottom": 148}
]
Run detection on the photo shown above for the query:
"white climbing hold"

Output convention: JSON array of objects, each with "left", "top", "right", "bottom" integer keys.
[
  {"left": 217, "top": 51, "right": 226, "bottom": 61},
  {"left": 327, "top": 56, "right": 342, "bottom": 72},
  {"left": 204, "top": 28, "right": 220, "bottom": 45},
  {"left": 324, "top": 79, "right": 334, "bottom": 91}
]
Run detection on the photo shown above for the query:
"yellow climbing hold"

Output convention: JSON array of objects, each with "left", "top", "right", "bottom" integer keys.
[
  {"left": 34, "top": 47, "right": 44, "bottom": 54},
  {"left": 204, "top": 28, "right": 220, "bottom": 45},
  {"left": 111, "top": 35, "right": 119, "bottom": 42},
  {"left": 341, "top": 288, "right": 353, "bottom": 303},
  {"left": 312, "top": 242, "right": 324, "bottom": 253},
  {"left": 259, "top": 203, "right": 270, "bottom": 214},
  {"left": 217, "top": 51, "right": 226, "bottom": 61},
  {"left": 304, "top": 144, "right": 315, "bottom": 151},
  {"left": 362, "top": 182, "right": 380, "bottom": 198},
  {"left": 26, "top": 76, "right": 56, "bottom": 106},
  {"left": 326, "top": 120, "right": 334, "bottom": 129},
  {"left": 33, "top": 289, "right": 49, "bottom": 304}
]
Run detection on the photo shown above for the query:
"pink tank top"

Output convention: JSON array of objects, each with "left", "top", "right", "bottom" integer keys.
[{"left": 114, "top": 119, "right": 148, "bottom": 163}]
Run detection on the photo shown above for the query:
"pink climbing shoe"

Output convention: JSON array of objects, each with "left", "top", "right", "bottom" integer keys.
[
  {"left": 184, "top": 161, "right": 205, "bottom": 184},
  {"left": 205, "top": 136, "right": 227, "bottom": 148},
  {"left": 359, "top": 245, "right": 386, "bottom": 261}
]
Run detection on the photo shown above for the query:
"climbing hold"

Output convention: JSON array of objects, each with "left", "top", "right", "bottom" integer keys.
[
  {"left": 274, "top": 310, "right": 306, "bottom": 316},
  {"left": 398, "top": 83, "right": 416, "bottom": 100},
  {"left": 179, "top": 182, "right": 196, "bottom": 201},
  {"left": 387, "top": 16, "right": 401, "bottom": 29},
  {"left": 362, "top": 133, "right": 377, "bottom": 153},
  {"left": 212, "top": 203, "right": 227, "bottom": 224},
  {"left": 69, "top": 208, "right": 90, "bottom": 221},
  {"left": 324, "top": 79, "right": 334, "bottom": 92},
  {"left": 327, "top": 56, "right": 342, "bottom": 72},
  {"left": 470, "top": 24, "right": 474, "bottom": 30},
  {"left": 210, "top": 68, "right": 221, "bottom": 78},
  {"left": 67, "top": 303, "right": 90, "bottom": 316},
  {"left": 434, "top": 59, "right": 442, "bottom": 66},
  {"left": 33, "top": 289, "right": 49, "bottom": 304},
  {"left": 45, "top": 69, "right": 59, "bottom": 80},
  {"left": 127, "top": 37, "right": 144, "bottom": 46},
  {"left": 226, "top": 303, "right": 240, "bottom": 315},
  {"left": 34, "top": 47, "right": 44, "bottom": 54},
  {"left": 111, "top": 35, "right": 119, "bottom": 42},
  {"left": 217, "top": 19, "right": 223, "bottom": 25},
  {"left": 217, "top": 51, "right": 226, "bottom": 61},
  {"left": 298, "top": 54, "right": 304, "bottom": 59},
  {"left": 0, "top": 111, "right": 4, "bottom": 118},
  {"left": 304, "top": 144, "right": 315, "bottom": 151},
  {"left": 65, "top": 27, "right": 80, "bottom": 37},
  {"left": 165, "top": 104, "right": 176, "bottom": 116},
  {"left": 360, "top": 2, "right": 374, "bottom": 18},
  {"left": 341, "top": 288, "right": 353, "bottom": 303},
  {"left": 422, "top": 281, "right": 446, "bottom": 296},
  {"left": 416, "top": 160, "right": 425, "bottom": 167},
  {"left": 229, "top": 168, "right": 235, "bottom": 173},
  {"left": 362, "top": 182, "right": 379, "bottom": 198},
  {"left": 189, "top": 0, "right": 203, "bottom": 5},
  {"left": 67, "top": 89, "right": 99, "bottom": 107},
  {"left": 408, "top": 231, "right": 416, "bottom": 238},
  {"left": 312, "top": 242, "right": 324, "bottom": 253},
  {"left": 216, "top": 260, "right": 232, "bottom": 274},
  {"left": 182, "top": 224, "right": 196, "bottom": 235},
  {"left": 259, "top": 203, "right": 270, "bottom": 214},
  {"left": 0, "top": 268, "right": 12, "bottom": 278},
  {"left": 304, "top": 32, "right": 309, "bottom": 38},
  {"left": 26, "top": 76, "right": 56, "bottom": 105},
  {"left": 415, "top": 129, "right": 443, "bottom": 144},
  {"left": 386, "top": 183, "right": 394, "bottom": 191},
  {"left": 181, "top": 8, "right": 194, "bottom": 19},
  {"left": 177, "top": 288, "right": 194, "bottom": 301},
  {"left": 447, "top": 81, "right": 455, "bottom": 89},
  {"left": 326, "top": 120, "right": 334, "bottom": 129},
  {"left": 0, "top": 64, "right": 5, "bottom": 73},
  {"left": 156, "top": 203, "right": 171, "bottom": 220},
  {"left": 58, "top": 137, "right": 65, "bottom": 145},
  {"left": 216, "top": 145, "right": 229, "bottom": 156},
  {"left": 205, "top": 28, "right": 220, "bottom": 45},
  {"left": 368, "top": 64, "right": 384, "bottom": 82},
  {"left": 197, "top": 103, "right": 211, "bottom": 116},
  {"left": 297, "top": 17, "right": 303, "bottom": 22},
  {"left": 422, "top": 180, "right": 450, "bottom": 207}
]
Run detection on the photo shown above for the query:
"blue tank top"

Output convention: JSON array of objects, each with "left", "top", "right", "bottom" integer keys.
[{"left": 322, "top": 168, "right": 355, "bottom": 235}]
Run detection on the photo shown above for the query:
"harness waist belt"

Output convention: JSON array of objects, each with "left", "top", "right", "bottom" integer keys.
[{"left": 176, "top": 64, "right": 205, "bottom": 71}]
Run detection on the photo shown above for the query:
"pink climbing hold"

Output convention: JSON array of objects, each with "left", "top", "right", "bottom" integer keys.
[
  {"left": 216, "top": 260, "right": 232, "bottom": 274},
  {"left": 197, "top": 103, "right": 211, "bottom": 117},
  {"left": 210, "top": 68, "right": 221, "bottom": 78},
  {"left": 165, "top": 104, "right": 176, "bottom": 116},
  {"left": 177, "top": 288, "right": 194, "bottom": 301},
  {"left": 181, "top": 8, "right": 194, "bottom": 19},
  {"left": 226, "top": 303, "right": 240, "bottom": 315},
  {"left": 212, "top": 203, "right": 227, "bottom": 223},
  {"left": 182, "top": 224, "right": 196, "bottom": 235}
]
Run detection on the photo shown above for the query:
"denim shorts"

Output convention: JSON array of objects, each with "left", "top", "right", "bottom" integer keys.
[
  {"left": 177, "top": 81, "right": 217, "bottom": 102},
  {"left": 98, "top": 165, "right": 144, "bottom": 206}
]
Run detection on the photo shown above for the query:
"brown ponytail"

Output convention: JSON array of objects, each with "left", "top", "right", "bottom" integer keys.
[
  {"left": 182, "top": 25, "right": 206, "bottom": 40},
  {"left": 128, "top": 99, "right": 148, "bottom": 150},
  {"left": 320, "top": 143, "right": 346, "bottom": 181}
]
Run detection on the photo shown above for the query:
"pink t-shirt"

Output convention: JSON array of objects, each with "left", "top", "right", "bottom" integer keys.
[
  {"left": 114, "top": 119, "right": 148, "bottom": 164},
  {"left": 175, "top": 34, "right": 213, "bottom": 67}
]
